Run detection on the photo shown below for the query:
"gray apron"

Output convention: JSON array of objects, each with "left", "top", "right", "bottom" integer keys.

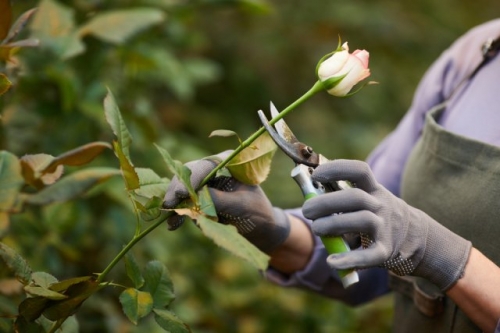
[{"left": 391, "top": 104, "right": 500, "bottom": 332}]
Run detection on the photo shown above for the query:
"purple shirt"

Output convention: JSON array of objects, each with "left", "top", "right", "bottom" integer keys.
[{"left": 267, "top": 18, "right": 500, "bottom": 321}]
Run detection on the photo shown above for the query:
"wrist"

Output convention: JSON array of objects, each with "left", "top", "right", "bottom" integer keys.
[
  {"left": 269, "top": 213, "right": 314, "bottom": 274},
  {"left": 415, "top": 218, "right": 472, "bottom": 291}
]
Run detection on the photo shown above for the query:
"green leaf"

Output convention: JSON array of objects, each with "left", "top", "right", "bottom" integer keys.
[
  {"left": 125, "top": 252, "right": 145, "bottom": 289},
  {"left": 104, "top": 90, "right": 140, "bottom": 190},
  {"left": 113, "top": 141, "right": 140, "bottom": 190},
  {"left": 79, "top": 8, "right": 165, "bottom": 44},
  {"left": 208, "top": 129, "right": 238, "bottom": 138},
  {"left": 135, "top": 197, "right": 163, "bottom": 221},
  {"left": 0, "top": 242, "right": 32, "bottom": 285},
  {"left": 0, "top": 73, "right": 12, "bottom": 96},
  {"left": 134, "top": 167, "right": 169, "bottom": 199},
  {"left": 0, "top": 151, "right": 24, "bottom": 211},
  {"left": 31, "top": 272, "right": 58, "bottom": 289},
  {"left": 154, "top": 309, "right": 191, "bottom": 333},
  {"left": 197, "top": 215, "right": 269, "bottom": 271},
  {"left": 49, "top": 276, "right": 93, "bottom": 293},
  {"left": 155, "top": 144, "right": 197, "bottom": 202},
  {"left": 143, "top": 260, "right": 175, "bottom": 308},
  {"left": 24, "top": 286, "right": 68, "bottom": 300},
  {"left": 0, "top": 0, "right": 12, "bottom": 41},
  {"left": 198, "top": 186, "right": 217, "bottom": 218},
  {"left": 29, "top": 0, "right": 84, "bottom": 59},
  {"left": 227, "top": 131, "right": 277, "bottom": 185},
  {"left": 36, "top": 315, "right": 79, "bottom": 333},
  {"left": 104, "top": 89, "right": 133, "bottom": 160},
  {"left": 25, "top": 167, "right": 121, "bottom": 205},
  {"left": 119, "top": 288, "right": 153, "bottom": 325}
]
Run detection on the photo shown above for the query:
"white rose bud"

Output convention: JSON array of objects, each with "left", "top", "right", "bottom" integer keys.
[{"left": 317, "top": 42, "right": 371, "bottom": 97}]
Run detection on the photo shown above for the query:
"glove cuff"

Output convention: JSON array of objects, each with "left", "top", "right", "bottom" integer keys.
[
  {"left": 253, "top": 208, "right": 291, "bottom": 253},
  {"left": 414, "top": 218, "right": 472, "bottom": 291}
]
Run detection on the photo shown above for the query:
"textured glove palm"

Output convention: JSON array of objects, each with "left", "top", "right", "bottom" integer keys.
[
  {"left": 302, "top": 159, "right": 472, "bottom": 291},
  {"left": 162, "top": 153, "right": 290, "bottom": 253}
]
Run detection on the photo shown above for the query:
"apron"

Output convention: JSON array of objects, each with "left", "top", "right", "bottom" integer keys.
[{"left": 392, "top": 104, "right": 500, "bottom": 332}]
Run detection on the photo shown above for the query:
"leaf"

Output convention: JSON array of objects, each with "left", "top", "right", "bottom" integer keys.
[
  {"left": 208, "top": 129, "right": 238, "bottom": 138},
  {"left": 134, "top": 167, "right": 169, "bottom": 199},
  {"left": 154, "top": 309, "right": 191, "bottom": 333},
  {"left": 24, "top": 286, "right": 68, "bottom": 301},
  {"left": 0, "top": 0, "right": 12, "bottom": 41},
  {"left": 143, "top": 260, "right": 175, "bottom": 308},
  {"left": 125, "top": 252, "right": 145, "bottom": 289},
  {"left": 155, "top": 144, "right": 196, "bottom": 201},
  {"left": 25, "top": 167, "right": 121, "bottom": 205},
  {"left": 14, "top": 315, "right": 45, "bottom": 332},
  {"left": 49, "top": 276, "right": 93, "bottom": 293},
  {"left": 104, "top": 90, "right": 140, "bottom": 190},
  {"left": 104, "top": 89, "right": 133, "bottom": 160},
  {"left": 42, "top": 278, "right": 100, "bottom": 321},
  {"left": 31, "top": 272, "right": 58, "bottom": 289},
  {"left": 0, "top": 73, "right": 12, "bottom": 96},
  {"left": 4, "top": 8, "right": 37, "bottom": 44},
  {"left": 226, "top": 132, "right": 277, "bottom": 185},
  {"left": 197, "top": 215, "right": 269, "bottom": 271},
  {"left": 18, "top": 296, "right": 49, "bottom": 322},
  {"left": 44, "top": 141, "right": 112, "bottom": 173},
  {"left": 0, "top": 242, "right": 32, "bottom": 285},
  {"left": 0, "top": 212, "right": 9, "bottom": 238},
  {"left": 20, "top": 154, "right": 64, "bottom": 189},
  {"left": 79, "top": 8, "right": 165, "bottom": 44},
  {"left": 113, "top": 141, "right": 140, "bottom": 190},
  {"left": 0, "top": 151, "right": 24, "bottom": 211},
  {"left": 119, "top": 288, "right": 153, "bottom": 325},
  {"left": 29, "top": 0, "right": 84, "bottom": 59}
]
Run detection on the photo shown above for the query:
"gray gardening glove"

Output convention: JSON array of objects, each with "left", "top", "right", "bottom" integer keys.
[
  {"left": 302, "top": 159, "right": 472, "bottom": 291},
  {"left": 162, "top": 152, "right": 291, "bottom": 253}
]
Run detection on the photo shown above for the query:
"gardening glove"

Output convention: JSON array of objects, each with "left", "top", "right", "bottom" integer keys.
[
  {"left": 162, "top": 151, "right": 291, "bottom": 253},
  {"left": 302, "top": 159, "right": 472, "bottom": 291}
]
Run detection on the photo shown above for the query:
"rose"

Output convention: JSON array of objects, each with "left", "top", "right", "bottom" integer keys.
[{"left": 317, "top": 42, "right": 370, "bottom": 97}]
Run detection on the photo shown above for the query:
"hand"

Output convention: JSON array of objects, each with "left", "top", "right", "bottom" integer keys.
[
  {"left": 302, "top": 159, "right": 472, "bottom": 291},
  {"left": 162, "top": 152, "right": 291, "bottom": 253}
]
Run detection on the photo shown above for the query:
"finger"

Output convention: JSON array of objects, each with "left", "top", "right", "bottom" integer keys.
[
  {"left": 166, "top": 214, "right": 185, "bottom": 231},
  {"left": 163, "top": 159, "right": 218, "bottom": 208},
  {"left": 311, "top": 210, "right": 379, "bottom": 237},
  {"left": 326, "top": 243, "right": 388, "bottom": 270},
  {"left": 312, "top": 159, "right": 378, "bottom": 192},
  {"left": 302, "top": 188, "right": 379, "bottom": 220}
]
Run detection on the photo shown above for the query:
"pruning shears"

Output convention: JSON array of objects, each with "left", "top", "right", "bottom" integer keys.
[{"left": 258, "top": 102, "right": 359, "bottom": 288}]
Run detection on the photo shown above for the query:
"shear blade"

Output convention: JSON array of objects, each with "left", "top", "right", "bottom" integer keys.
[{"left": 269, "top": 102, "right": 299, "bottom": 146}]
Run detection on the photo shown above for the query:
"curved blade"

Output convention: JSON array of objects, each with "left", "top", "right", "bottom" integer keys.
[
  {"left": 258, "top": 108, "right": 320, "bottom": 167},
  {"left": 270, "top": 102, "right": 299, "bottom": 145}
]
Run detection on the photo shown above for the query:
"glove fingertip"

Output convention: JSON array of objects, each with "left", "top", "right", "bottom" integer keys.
[{"left": 167, "top": 214, "right": 185, "bottom": 230}]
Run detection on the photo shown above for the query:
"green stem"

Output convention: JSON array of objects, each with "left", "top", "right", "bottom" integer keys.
[
  {"left": 96, "top": 212, "right": 171, "bottom": 283},
  {"left": 96, "top": 80, "right": 324, "bottom": 284},
  {"left": 201, "top": 80, "right": 324, "bottom": 185}
]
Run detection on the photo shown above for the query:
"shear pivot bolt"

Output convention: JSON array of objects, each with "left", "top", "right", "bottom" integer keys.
[{"left": 302, "top": 146, "right": 314, "bottom": 158}]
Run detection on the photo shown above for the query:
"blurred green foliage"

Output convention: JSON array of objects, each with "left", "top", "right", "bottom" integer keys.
[{"left": 1, "top": 0, "right": 498, "bottom": 331}]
